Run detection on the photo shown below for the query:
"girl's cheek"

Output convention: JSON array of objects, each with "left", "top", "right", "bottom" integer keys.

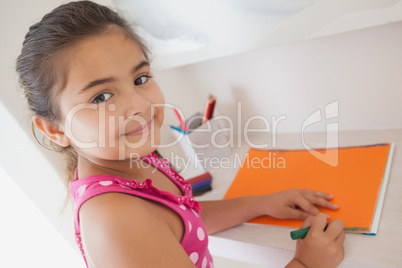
[
  {"left": 64, "top": 108, "right": 102, "bottom": 146},
  {"left": 149, "top": 82, "right": 164, "bottom": 102}
]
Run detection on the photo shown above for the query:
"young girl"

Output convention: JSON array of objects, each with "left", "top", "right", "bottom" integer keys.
[{"left": 16, "top": 1, "right": 345, "bottom": 267}]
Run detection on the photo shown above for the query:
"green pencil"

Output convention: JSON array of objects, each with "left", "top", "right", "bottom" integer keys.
[
  {"left": 290, "top": 226, "right": 311, "bottom": 240},
  {"left": 291, "top": 226, "right": 367, "bottom": 240}
]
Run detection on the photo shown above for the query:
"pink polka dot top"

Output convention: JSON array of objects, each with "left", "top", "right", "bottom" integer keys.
[{"left": 69, "top": 152, "right": 213, "bottom": 268}]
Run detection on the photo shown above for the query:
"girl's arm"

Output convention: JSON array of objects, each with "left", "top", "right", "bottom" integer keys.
[
  {"left": 200, "top": 189, "right": 338, "bottom": 234},
  {"left": 201, "top": 191, "right": 345, "bottom": 268},
  {"left": 79, "top": 193, "right": 196, "bottom": 268}
]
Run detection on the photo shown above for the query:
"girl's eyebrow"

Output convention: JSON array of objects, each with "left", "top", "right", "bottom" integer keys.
[
  {"left": 132, "top": 60, "right": 150, "bottom": 74},
  {"left": 78, "top": 60, "right": 150, "bottom": 94},
  {"left": 79, "top": 77, "right": 116, "bottom": 94}
]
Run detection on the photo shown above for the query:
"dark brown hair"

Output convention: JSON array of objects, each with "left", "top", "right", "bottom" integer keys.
[{"left": 16, "top": 1, "right": 150, "bottom": 185}]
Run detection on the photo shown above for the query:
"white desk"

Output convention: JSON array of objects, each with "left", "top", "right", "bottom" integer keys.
[{"left": 192, "top": 129, "right": 402, "bottom": 267}]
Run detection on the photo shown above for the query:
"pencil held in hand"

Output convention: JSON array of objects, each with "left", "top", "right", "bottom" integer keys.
[{"left": 291, "top": 226, "right": 312, "bottom": 240}]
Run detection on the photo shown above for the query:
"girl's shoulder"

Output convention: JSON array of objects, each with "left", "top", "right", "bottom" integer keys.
[
  {"left": 70, "top": 152, "right": 188, "bottom": 193},
  {"left": 69, "top": 152, "right": 199, "bottom": 213},
  {"left": 70, "top": 152, "right": 189, "bottom": 189}
]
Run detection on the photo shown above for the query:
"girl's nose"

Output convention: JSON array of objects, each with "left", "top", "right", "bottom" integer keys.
[{"left": 122, "top": 89, "right": 151, "bottom": 119}]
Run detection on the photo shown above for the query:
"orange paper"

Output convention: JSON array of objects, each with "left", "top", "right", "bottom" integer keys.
[{"left": 224, "top": 144, "right": 391, "bottom": 232}]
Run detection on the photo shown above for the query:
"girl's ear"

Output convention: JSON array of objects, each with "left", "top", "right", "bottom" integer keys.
[{"left": 32, "top": 115, "right": 70, "bottom": 147}]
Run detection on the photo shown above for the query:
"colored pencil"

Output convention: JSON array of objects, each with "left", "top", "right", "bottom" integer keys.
[{"left": 173, "top": 108, "right": 189, "bottom": 132}]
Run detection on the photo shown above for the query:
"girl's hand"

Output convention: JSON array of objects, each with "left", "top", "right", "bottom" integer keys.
[
  {"left": 289, "top": 213, "right": 345, "bottom": 268},
  {"left": 258, "top": 189, "right": 339, "bottom": 220}
]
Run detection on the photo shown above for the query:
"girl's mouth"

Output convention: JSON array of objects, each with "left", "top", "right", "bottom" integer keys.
[{"left": 122, "top": 118, "right": 153, "bottom": 136}]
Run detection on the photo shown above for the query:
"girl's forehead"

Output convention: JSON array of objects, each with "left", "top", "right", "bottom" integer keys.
[
  {"left": 66, "top": 31, "right": 146, "bottom": 75},
  {"left": 70, "top": 27, "right": 142, "bottom": 57},
  {"left": 57, "top": 29, "right": 147, "bottom": 103}
]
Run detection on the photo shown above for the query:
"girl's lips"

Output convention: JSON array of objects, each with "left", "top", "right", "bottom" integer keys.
[{"left": 122, "top": 118, "right": 153, "bottom": 136}]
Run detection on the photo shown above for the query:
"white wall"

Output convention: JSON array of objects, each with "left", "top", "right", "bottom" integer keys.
[
  {"left": 0, "top": 0, "right": 115, "bottom": 255},
  {"left": 0, "top": 0, "right": 74, "bottom": 254},
  {"left": 0, "top": 166, "right": 85, "bottom": 268},
  {"left": 157, "top": 21, "right": 402, "bottom": 136}
]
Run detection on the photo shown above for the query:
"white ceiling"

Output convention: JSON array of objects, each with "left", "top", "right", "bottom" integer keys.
[{"left": 113, "top": 0, "right": 402, "bottom": 69}]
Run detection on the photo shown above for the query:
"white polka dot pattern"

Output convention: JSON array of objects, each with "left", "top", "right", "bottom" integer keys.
[
  {"left": 191, "top": 208, "right": 199, "bottom": 217},
  {"left": 189, "top": 252, "right": 199, "bottom": 264},
  {"left": 99, "top": 181, "right": 113, "bottom": 186},
  {"left": 202, "top": 257, "right": 207, "bottom": 268},
  {"left": 197, "top": 227, "right": 205, "bottom": 241},
  {"left": 77, "top": 185, "right": 87, "bottom": 197}
]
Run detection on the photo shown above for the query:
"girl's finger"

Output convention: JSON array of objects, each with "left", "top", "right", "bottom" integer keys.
[
  {"left": 336, "top": 229, "right": 346, "bottom": 245},
  {"left": 286, "top": 207, "right": 311, "bottom": 220},
  {"left": 314, "top": 191, "right": 334, "bottom": 200},
  {"left": 302, "top": 190, "right": 339, "bottom": 210},
  {"left": 300, "top": 215, "right": 315, "bottom": 229},
  {"left": 293, "top": 194, "right": 320, "bottom": 215},
  {"left": 325, "top": 219, "right": 345, "bottom": 240},
  {"left": 310, "top": 197, "right": 339, "bottom": 210},
  {"left": 308, "top": 213, "right": 328, "bottom": 236}
]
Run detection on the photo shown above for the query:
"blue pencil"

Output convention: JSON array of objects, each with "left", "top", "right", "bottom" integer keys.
[{"left": 170, "top": 125, "right": 189, "bottom": 134}]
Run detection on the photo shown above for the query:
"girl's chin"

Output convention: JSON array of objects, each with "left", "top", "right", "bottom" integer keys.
[
  {"left": 123, "top": 147, "right": 160, "bottom": 160},
  {"left": 78, "top": 133, "right": 162, "bottom": 160}
]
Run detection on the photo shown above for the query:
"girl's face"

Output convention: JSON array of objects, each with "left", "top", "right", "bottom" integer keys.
[{"left": 58, "top": 27, "right": 164, "bottom": 162}]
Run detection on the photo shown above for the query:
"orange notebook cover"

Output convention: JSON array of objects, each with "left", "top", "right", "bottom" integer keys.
[{"left": 224, "top": 144, "right": 394, "bottom": 233}]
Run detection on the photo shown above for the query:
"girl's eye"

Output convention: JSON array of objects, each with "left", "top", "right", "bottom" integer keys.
[
  {"left": 134, "top": 75, "right": 151, "bottom": 86},
  {"left": 92, "top": 92, "right": 112, "bottom": 103}
]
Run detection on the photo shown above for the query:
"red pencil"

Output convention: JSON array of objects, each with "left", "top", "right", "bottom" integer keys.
[
  {"left": 207, "top": 96, "right": 216, "bottom": 120},
  {"left": 202, "top": 94, "right": 216, "bottom": 125}
]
